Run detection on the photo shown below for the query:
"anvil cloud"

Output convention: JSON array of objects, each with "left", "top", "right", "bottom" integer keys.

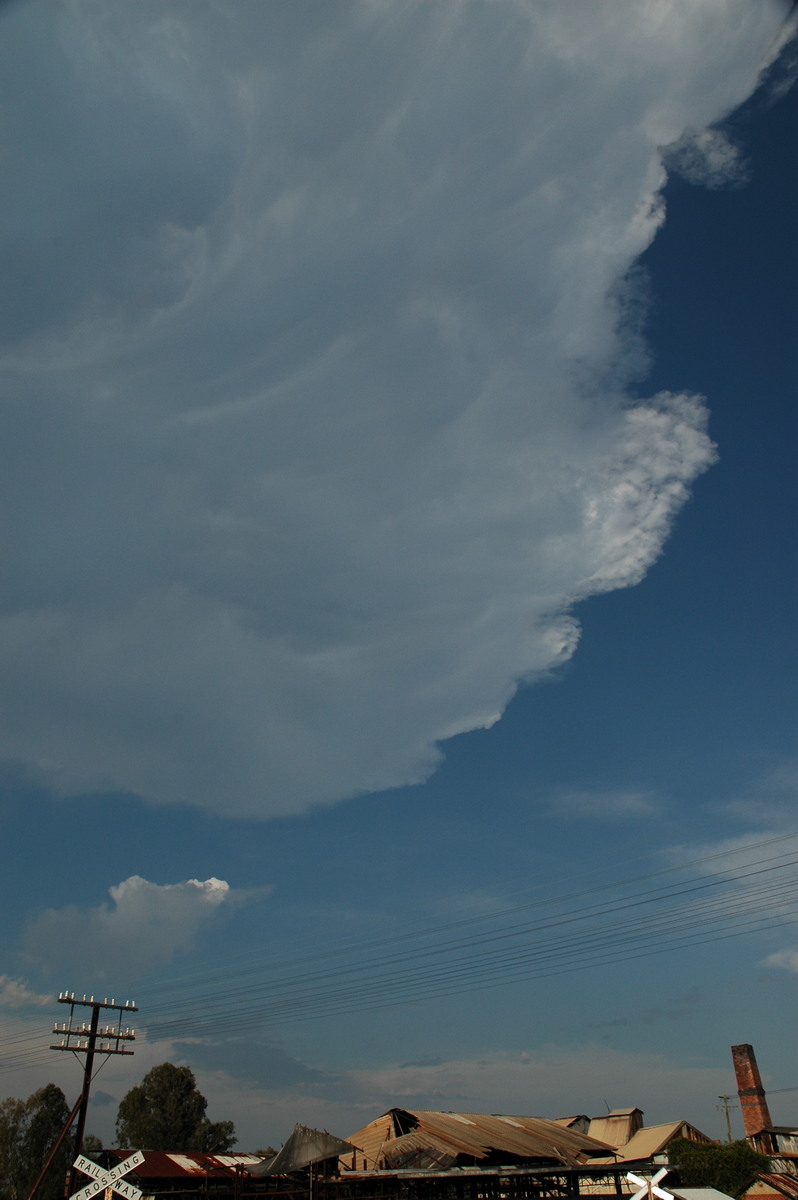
[{"left": 0, "top": 1, "right": 786, "bottom": 816}]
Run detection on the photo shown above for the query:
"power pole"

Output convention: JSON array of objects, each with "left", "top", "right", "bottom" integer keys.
[
  {"left": 50, "top": 992, "right": 138, "bottom": 1196},
  {"left": 717, "top": 1094, "right": 736, "bottom": 1143}
]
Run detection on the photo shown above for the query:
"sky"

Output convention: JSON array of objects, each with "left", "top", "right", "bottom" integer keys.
[{"left": 1, "top": 0, "right": 797, "bottom": 1156}]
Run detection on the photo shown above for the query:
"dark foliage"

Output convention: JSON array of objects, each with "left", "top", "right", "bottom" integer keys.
[
  {"left": 0, "top": 1084, "right": 71, "bottom": 1200},
  {"left": 115, "top": 1063, "right": 236, "bottom": 1153},
  {"left": 668, "top": 1137, "right": 771, "bottom": 1197}
]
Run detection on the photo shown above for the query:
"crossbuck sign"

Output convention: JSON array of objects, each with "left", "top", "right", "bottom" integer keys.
[
  {"left": 626, "top": 1168, "right": 673, "bottom": 1200},
  {"left": 73, "top": 1151, "right": 145, "bottom": 1200}
]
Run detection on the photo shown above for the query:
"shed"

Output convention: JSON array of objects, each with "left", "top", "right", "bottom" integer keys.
[
  {"left": 343, "top": 1108, "right": 613, "bottom": 1171},
  {"left": 589, "top": 1120, "right": 713, "bottom": 1165},
  {"left": 96, "top": 1151, "right": 265, "bottom": 1195}
]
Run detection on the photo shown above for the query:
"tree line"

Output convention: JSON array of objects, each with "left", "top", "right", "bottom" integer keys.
[{"left": 0, "top": 1064, "right": 236, "bottom": 1200}]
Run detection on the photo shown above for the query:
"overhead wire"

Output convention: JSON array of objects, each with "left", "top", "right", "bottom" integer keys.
[
  {"left": 5, "top": 830, "right": 798, "bottom": 1074},
  {"left": 141, "top": 829, "right": 798, "bottom": 1018},
  {"left": 147, "top": 859, "right": 798, "bottom": 1034},
  {"left": 141, "top": 837, "right": 798, "bottom": 1038},
  {"left": 124, "top": 829, "right": 798, "bottom": 1004}
]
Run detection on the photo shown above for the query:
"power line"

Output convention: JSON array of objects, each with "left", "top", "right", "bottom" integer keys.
[
  {"left": 141, "top": 838, "right": 798, "bottom": 1039},
  {"left": 132, "top": 829, "right": 798, "bottom": 1001},
  {"left": 5, "top": 832, "right": 798, "bottom": 1070}
]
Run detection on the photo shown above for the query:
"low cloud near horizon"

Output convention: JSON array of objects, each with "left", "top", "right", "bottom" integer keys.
[
  {"left": 0, "top": 1, "right": 789, "bottom": 818},
  {"left": 151, "top": 1039, "right": 734, "bottom": 1147}
]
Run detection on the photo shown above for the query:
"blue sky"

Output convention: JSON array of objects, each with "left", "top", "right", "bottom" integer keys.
[{"left": 1, "top": 0, "right": 797, "bottom": 1154}]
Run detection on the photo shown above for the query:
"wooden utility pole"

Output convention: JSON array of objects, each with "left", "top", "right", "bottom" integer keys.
[
  {"left": 49, "top": 992, "right": 138, "bottom": 1197},
  {"left": 717, "top": 1094, "right": 736, "bottom": 1143}
]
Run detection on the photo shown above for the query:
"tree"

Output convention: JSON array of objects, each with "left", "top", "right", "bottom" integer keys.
[
  {"left": 115, "top": 1064, "right": 236, "bottom": 1153},
  {"left": 0, "top": 1097, "right": 27, "bottom": 1200},
  {"left": 668, "top": 1137, "right": 771, "bottom": 1197},
  {"left": 0, "top": 1084, "right": 71, "bottom": 1200},
  {"left": 80, "top": 1134, "right": 103, "bottom": 1159}
]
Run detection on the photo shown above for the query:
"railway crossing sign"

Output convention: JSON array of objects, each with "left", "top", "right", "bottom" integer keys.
[
  {"left": 72, "top": 1150, "right": 145, "bottom": 1200},
  {"left": 626, "top": 1168, "right": 673, "bottom": 1200}
]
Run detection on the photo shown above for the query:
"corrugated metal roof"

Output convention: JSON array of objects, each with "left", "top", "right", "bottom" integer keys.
[
  {"left": 345, "top": 1111, "right": 394, "bottom": 1168},
  {"left": 671, "top": 1189, "right": 736, "bottom": 1200},
  {"left": 589, "top": 1120, "right": 711, "bottom": 1164},
  {"left": 345, "top": 1109, "right": 613, "bottom": 1170},
  {"left": 745, "top": 1175, "right": 798, "bottom": 1200},
  {"left": 379, "top": 1131, "right": 459, "bottom": 1170},
  {"left": 104, "top": 1151, "right": 263, "bottom": 1179},
  {"left": 588, "top": 1109, "right": 644, "bottom": 1148},
  {"left": 554, "top": 1116, "right": 591, "bottom": 1130},
  {"left": 250, "top": 1126, "right": 355, "bottom": 1176}
]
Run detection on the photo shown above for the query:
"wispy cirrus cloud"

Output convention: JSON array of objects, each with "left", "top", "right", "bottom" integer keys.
[{"left": 551, "top": 787, "right": 661, "bottom": 821}]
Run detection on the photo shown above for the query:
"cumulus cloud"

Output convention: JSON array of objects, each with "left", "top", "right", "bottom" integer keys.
[
  {"left": 23, "top": 876, "right": 241, "bottom": 980},
  {"left": 663, "top": 126, "right": 750, "bottom": 188},
  {"left": 0, "top": 1, "right": 786, "bottom": 818},
  {"left": 0, "top": 975, "right": 51, "bottom": 1008}
]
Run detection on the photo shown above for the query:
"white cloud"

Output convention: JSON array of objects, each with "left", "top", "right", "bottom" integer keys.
[
  {"left": 552, "top": 788, "right": 660, "bottom": 821},
  {"left": 0, "top": 975, "right": 51, "bottom": 1008},
  {"left": 710, "top": 756, "right": 798, "bottom": 826},
  {"left": 664, "top": 127, "right": 750, "bottom": 188},
  {"left": 662, "top": 829, "right": 798, "bottom": 949},
  {"left": 763, "top": 948, "right": 798, "bottom": 974},
  {"left": 0, "top": 1, "right": 786, "bottom": 818},
  {"left": 23, "top": 876, "right": 242, "bottom": 980},
  {"left": 344, "top": 1043, "right": 727, "bottom": 1124}
]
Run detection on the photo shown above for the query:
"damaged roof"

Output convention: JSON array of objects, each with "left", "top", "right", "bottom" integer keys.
[
  {"left": 101, "top": 1151, "right": 264, "bottom": 1179},
  {"left": 344, "top": 1109, "right": 614, "bottom": 1170},
  {"left": 249, "top": 1126, "right": 355, "bottom": 1176}
]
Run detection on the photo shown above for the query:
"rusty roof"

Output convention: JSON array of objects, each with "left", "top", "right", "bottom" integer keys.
[
  {"left": 748, "top": 1176, "right": 798, "bottom": 1200},
  {"left": 345, "top": 1109, "right": 613, "bottom": 1170},
  {"left": 589, "top": 1120, "right": 712, "bottom": 1165},
  {"left": 588, "top": 1109, "right": 644, "bottom": 1148},
  {"left": 103, "top": 1151, "right": 264, "bottom": 1179},
  {"left": 378, "top": 1130, "right": 459, "bottom": 1170}
]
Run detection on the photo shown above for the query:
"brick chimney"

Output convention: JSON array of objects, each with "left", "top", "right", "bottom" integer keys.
[{"left": 731, "top": 1043, "right": 773, "bottom": 1137}]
